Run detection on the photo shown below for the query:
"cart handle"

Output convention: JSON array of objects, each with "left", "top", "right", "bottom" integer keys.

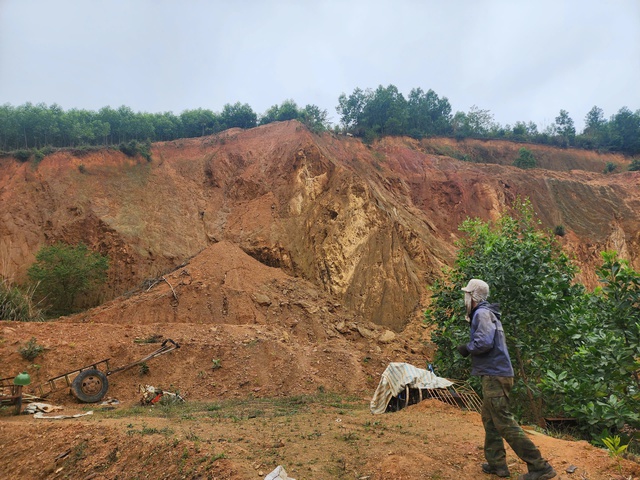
[{"left": 106, "top": 338, "right": 180, "bottom": 376}]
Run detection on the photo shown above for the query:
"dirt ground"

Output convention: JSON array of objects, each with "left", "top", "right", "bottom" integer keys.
[
  {"left": 1, "top": 317, "right": 639, "bottom": 480},
  {"left": 2, "top": 126, "right": 640, "bottom": 479}
]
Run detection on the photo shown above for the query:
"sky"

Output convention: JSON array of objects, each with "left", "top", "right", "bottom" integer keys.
[{"left": 1, "top": 0, "right": 639, "bottom": 132}]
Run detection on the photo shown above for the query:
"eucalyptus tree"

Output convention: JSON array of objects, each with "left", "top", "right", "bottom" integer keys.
[
  {"left": 554, "top": 109, "right": 576, "bottom": 146},
  {"left": 221, "top": 102, "right": 257, "bottom": 129},
  {"left": 406, "top": 87, "right": 453, "bottom": 137}
]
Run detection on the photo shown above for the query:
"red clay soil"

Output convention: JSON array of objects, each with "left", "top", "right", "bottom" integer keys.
[
  {"left": 1, "top": 243, "right": 638, "bottom": 479},
  {"left": 1, "top": 123, "right": 640, "bottom": 479}
]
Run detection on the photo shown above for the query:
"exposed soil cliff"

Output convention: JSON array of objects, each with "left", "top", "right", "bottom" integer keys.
[
  {"left": 1, "top": 121, "right": 638, "bottom": 330},
  {"left": 2, "top": 122, "right": 640, "bottom": 479}
]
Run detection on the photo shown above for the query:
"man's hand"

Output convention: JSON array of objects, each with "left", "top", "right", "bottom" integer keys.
[{"left": 457, "top": 344, "right": 470, "bottom": 357}]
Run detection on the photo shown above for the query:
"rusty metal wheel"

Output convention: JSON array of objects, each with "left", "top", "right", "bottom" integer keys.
[{"left": 71, "top": 369, "right": 109, "bottom": 403}]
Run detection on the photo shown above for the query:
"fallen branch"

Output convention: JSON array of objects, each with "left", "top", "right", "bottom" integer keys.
[
  {"left": 145, "top": 279, "right": 161, "bottom": 292},
  {"left": 162, "top": 276, "right": 178, "bottom": 301}
]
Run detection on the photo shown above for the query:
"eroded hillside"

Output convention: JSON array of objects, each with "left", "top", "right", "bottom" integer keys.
[
  {"left": 2, "top": 123, "right": 640, "bottom": 479},
  {"left": 1, "top": 121, "right": 638, "bottom": 330}
]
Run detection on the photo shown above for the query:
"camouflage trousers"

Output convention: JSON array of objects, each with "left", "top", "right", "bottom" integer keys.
[{"left": 481, "top": 376, "right": 547, "bottom": 470}]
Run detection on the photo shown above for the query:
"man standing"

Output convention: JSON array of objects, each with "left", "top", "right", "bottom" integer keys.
[{"left": 457, "top": 279, "right": 556, "bottom": 480}]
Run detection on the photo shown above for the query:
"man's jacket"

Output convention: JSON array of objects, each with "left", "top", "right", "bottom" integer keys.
[{"left": 465, "top": 301, "right": 514, "bottom": 377}]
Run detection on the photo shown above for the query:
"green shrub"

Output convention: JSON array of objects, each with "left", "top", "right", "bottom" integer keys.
[
  {"left": 0, "top": 278, "right": 43, "bottom": 321},
  {"left": 40, "top": 145, "right": 55, "bottom": 156},
  {"left": 33, "top": 150, "right": 45, "bottom": 164},
  {"left": 628, "top": 158, "right": 640, "bottom": 171},
  {"left": 13, "top": 149, "right": 31, "bottom": 162},
  {"left": 139, "top": 362, "right": 150, "bottom": 375},
  {"left": 540, "top": 252, "right": 640, "bottom": 438},
  {"left": 19, "top": 337, "right": 44, "bottom": 361},
  {"left": 28, "top": 243, "right": 109, "bottom": 316},
  {"left": 119, "top": 141, "right": 137, "bottom": 157},
  {"left": 513, "top": 147, "right": 536, "bottom": 169},
  {"left": 554, "top": 225, "right": 566, "bottom": 237},
  {"left": 425, "top": 198, "right": 580, "bottom": 424},
  {"left": 604, "top": 162, "right": 617, "bottom": 173},
  {"left": 119, "top": 140, "right": 152, "bottom": 161}
]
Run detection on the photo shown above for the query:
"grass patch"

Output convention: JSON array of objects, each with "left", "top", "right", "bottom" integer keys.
[
  {"left": 96, "top": 392, "right": 364, "bottom": 423},
  {"left": 126, "top": 424, "right": 175, "bottom": 437},
  {"left": 0, "top": 279, "right": 44, "bottom": 322}
]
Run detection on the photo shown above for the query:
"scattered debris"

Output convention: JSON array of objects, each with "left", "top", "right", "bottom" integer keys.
[
  {"left": 134, "top": 333, "right": 163, "bottom": 344},
  {"left": 54, "top": 450, "right": 71, "bottom": 462},
  {"left": 139, "top": 385, "right": 185, "bottom": 405},
  {"left": 264, "top": 465, "right": 295, "bottom": 480},
  {"left": 34, "top": 410, "right": 93, "bottom": 419},
  {"left": 23, "top": 403, "right": 64, "bottom": 414},
  {"left": 99, "top": 398, "right": 120, "bottom": 410}
]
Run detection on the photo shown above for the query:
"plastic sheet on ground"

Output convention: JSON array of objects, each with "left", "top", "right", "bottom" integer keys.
[
  {"left": 34, "top": 410, "right": 93, "bottom": 419},
  {"left": 370, "top": 362, "right": 453, "bottom": 414},
  {"left": 264, "top": 465, "right": 295, "bottom": 480}
]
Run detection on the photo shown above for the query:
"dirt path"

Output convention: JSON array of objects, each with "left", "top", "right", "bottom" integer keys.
[{"left": 1, "top": 396, "right": 637, "bottom": 480}]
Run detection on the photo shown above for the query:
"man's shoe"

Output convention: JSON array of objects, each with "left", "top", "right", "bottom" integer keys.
[
  {"left": 518, "top": 463, "right": 557, "bottom": 480},
  {"left": 481, "top": 463, "right": 511, "bottom": 478}
]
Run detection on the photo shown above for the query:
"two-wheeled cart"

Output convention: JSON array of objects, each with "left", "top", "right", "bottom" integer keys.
[{"left": 1, "top": 338, "right": 179, "bottom": 410}]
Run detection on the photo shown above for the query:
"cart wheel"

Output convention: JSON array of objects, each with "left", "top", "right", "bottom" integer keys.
[{"left": 71, "top": 369, "right": 109, "bottom": 403}]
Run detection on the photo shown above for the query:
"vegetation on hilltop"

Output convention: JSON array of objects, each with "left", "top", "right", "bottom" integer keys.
[{"left": 1, "top": 85, "right": 638, "bottom": 161}]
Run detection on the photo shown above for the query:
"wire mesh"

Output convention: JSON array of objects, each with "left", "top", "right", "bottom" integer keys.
[{"left": 423, "top": 380, "right": 483, "bottom": 413}]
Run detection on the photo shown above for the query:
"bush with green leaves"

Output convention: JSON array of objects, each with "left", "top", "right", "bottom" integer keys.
[
  {"left": 13, "top": 149, "right": 31, "bottom": 162},
  {"left": 425, "top": 198, "right": 581, "bottom": 424},
  {"left": 553, "top": 225, "right": 566, "bottom": 237},
  {"left": 512, "top": 147, "right": 537, "bottom": 169},
  {"left": 628, "top": 158, "right": 640, "bottom": 171},
  {"left": 426, "top": 199, "right": 640, "bottom": 438},
  {"left": 27, "top": 243, "right": 109, "bottom": 316},
  {"left": 19, "top": 337, "right": 45, "bottom": 361},
  {"left": 119, "top": 140, "right": 152, "bottom": 161},
  {"left": 540, "top": 252, "right": 640, "bottom": 437},
  {"left": 0, "top": 278, "right": 43, "bottom": 321}
]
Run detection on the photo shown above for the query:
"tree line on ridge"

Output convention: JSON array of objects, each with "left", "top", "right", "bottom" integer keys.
[{"left": 1, "top": 84, "right": 639, "bottom": 159}]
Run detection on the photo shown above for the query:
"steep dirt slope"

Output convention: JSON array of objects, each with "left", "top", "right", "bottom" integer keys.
[
  {"left": 2, "top": 124, "right": 640, "bottom": 479},
  {"left": 1, "top": 121, "right": 638, "bottom": 330},
  {"left": 1, "top": 243, "right": 638, "bottom": 479},
  {"left": 1, "top": 240, "right": 429, "bottom": 405}
]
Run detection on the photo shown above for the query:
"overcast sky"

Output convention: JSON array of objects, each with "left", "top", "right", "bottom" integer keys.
[{"left": 1, "top": 0, "right": 638, "bottom": 131}]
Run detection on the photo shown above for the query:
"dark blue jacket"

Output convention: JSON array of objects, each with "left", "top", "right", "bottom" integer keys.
[{"left": 466, "top": 301, "right": 514, "bottom": 377}]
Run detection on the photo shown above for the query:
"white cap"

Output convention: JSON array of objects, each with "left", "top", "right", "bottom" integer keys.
[{"left": 461, "top": 279, "right": 489, "bottom": 302}]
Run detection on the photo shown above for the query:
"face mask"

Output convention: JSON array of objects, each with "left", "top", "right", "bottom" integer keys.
[{"left": 464, "top": 292, "right": 473, "bottom": 322}]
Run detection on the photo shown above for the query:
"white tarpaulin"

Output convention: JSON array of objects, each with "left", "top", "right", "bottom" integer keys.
[
  {"left": 370, "top": 362, "right": 454, "bottom": 414},
  {"left": 264, "top": 466, "right": 295, "bottom": 480}
]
